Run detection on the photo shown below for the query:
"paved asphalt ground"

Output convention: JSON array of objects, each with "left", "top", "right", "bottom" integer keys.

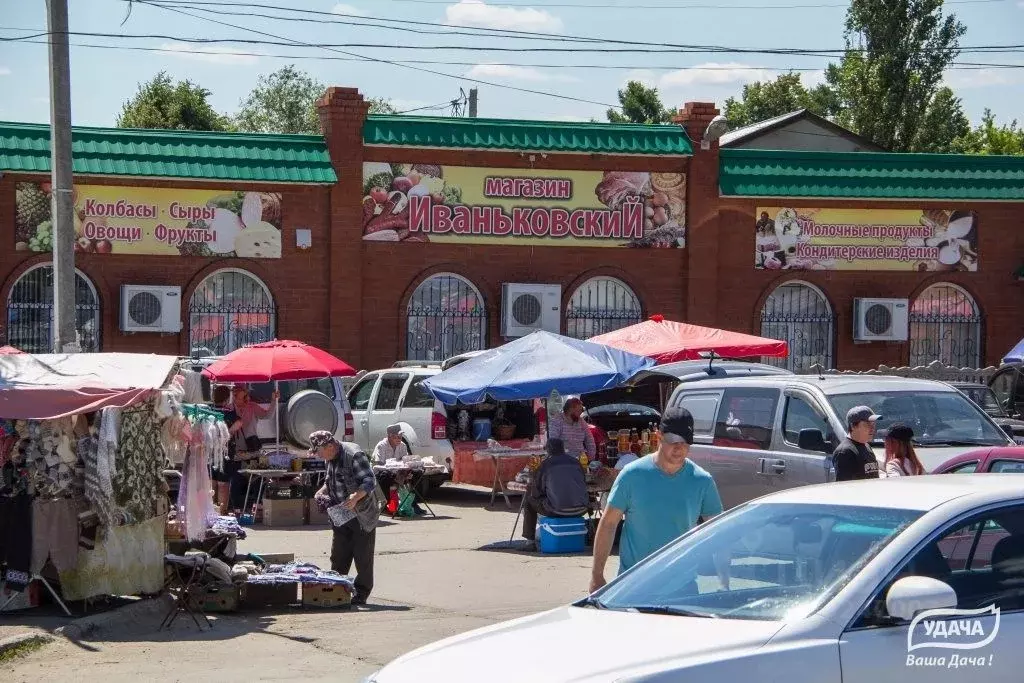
[{"left": 1, "top": 485, "right": 618, "bottom": 682}]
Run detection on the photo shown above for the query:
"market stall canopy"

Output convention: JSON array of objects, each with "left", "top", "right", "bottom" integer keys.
[
  {"left": 201, "top": 340, "right": 356, "bottom": 382},
  {"left": 589, "top": 316, "right": 788, "bottom": 364},
  {"left": 0, "top": 352, "right": 178, "bottom": 419},
  {"left": 0, "top": 346, "right": 24, "bottom": 354},
  {"left": 421, "top": 330, "right": 655, "bottom": 405},
  {"left": 1005, "top": 337, "right": 1024, "bottom": 365}
]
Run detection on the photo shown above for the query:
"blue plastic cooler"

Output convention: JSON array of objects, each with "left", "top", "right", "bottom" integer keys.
[{"left": 537, "top": 516, "right": 587, "bottom": 554}]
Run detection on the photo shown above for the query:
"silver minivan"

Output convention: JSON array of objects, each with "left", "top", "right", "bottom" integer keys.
[{"left": 668, "top": 374, "right": 1015, "bottom": 509}]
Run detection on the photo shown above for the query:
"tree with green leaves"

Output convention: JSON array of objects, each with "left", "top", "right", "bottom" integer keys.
[
  {"left": 117, "top": 72, "right": 230, "bottom": 131},
  {"left": 235, "top": 65, "right": 396, "bottom": 135},
  {"left": 953, "top": 110, "right": 1024, "bottom": 155},
  {"left": 607, "top": 81, "right": 671, "bottom": 124},
  {"left": 723, "top": 72, "right": 840, "bottom": 128},
  {"left": 825, "top": 0, "right": 967, "bottom": 152}
]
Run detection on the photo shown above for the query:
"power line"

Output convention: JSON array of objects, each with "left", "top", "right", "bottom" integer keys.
[
  {"left": 130, "top": 0, "right": 624, "bottom": 109},
  {"left": 6, "top": 34, "right": 1023, "bottom": 71},
  {"left": 4, "top": 29, "right": 1022, "bottom": 55},
  {"left": 147, "top": 0, "right": 1009, "bottom": 11}
]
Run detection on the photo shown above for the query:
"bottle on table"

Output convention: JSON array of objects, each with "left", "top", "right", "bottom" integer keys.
[{"left": 629, "top": 429, "right": 641, "bottom": 456}]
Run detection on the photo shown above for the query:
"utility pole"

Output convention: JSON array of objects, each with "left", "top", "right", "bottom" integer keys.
[
  {"left": 46, "top": 0, "right": 78, "bottom": 353},
  {"left": 468, "top": 88, "right": 478, "bottom": 118}
]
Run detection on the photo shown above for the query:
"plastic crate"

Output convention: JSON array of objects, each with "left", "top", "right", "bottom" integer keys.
[{"left": 537, "top": 516, "right": 587, "bottom": 554}]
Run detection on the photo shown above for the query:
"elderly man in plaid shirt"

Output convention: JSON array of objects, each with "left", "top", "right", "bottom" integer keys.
[{"left": 310, "top": 430, "right": 379, "bottom": 605}]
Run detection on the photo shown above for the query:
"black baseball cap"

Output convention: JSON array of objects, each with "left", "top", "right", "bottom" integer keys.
[{"left": 659, "top": 407, "right": 694, "bottom": 445}]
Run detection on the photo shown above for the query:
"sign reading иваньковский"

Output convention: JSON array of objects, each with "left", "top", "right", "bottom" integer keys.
[{"left": 361, "top": 162, "right": 687, "bottom": 248}]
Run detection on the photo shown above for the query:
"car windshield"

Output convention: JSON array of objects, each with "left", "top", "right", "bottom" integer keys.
[
  {"left": 593, "top": 503, "right": 921, "bottom": 621},
  {"left": 828, "top": 391, "right": 1008, "bottom": 446},
  {"left": 957, "top": 386, "right": 1006, "bottom": 417}
]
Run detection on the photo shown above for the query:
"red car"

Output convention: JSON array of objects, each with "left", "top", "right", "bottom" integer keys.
[{"left": 933, "top": 446, "right": 1024, "bottom": 474}]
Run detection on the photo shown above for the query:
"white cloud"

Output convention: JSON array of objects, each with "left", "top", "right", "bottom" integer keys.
[
  {"left": 658, "top": 63, "right": 779, "bottom": 89},
  {"left": 157, "top": 43, "right": 259, "bottom": 65},
  {"left": 331, "top": 3, "right": 367, "bottom": 16},
  {"left": 445, "top": 0, "right": 563, "bottom": 33},
  {"left": 467, "top": 63, "right": 575, "bottom": 82},
  {"left": 944, "top": 67, "right": 1024, "bottom": 90},
  {"left": 0, "top": 67, "right": 10, "bottom": 76}
]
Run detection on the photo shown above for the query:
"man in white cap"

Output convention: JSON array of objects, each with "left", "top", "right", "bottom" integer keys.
[
  {"left": 372, "top": 424, "right": 409, "bottom": 465},
  {"left": 833, "top": 406, "right": 881, "bottom": 481}
]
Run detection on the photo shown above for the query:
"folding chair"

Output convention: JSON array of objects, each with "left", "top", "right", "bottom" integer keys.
[{"left": 161, "top": 554, "right": 213, "bottom": 631}]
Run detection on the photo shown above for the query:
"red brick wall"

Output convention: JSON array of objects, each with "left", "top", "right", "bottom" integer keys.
[
  {"left": 0, "top": 173, "right": 333, "bottom": 355},
  {"left": 714, "top": 198, "right": 1024, "bottom": 369}
]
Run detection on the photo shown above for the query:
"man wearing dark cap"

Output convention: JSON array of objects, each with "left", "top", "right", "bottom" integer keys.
[
  {"left": 521, "top": 438, "right": 589, "bottom": 548},
  {"left": 309, "top": 430, "right": 379, "bottom": 605},
  {"left": 833, "top": 406, "right": 881, "bottom": 481},
  {"left": 590, "top": 408, "right": 723, "bottom": 592}
]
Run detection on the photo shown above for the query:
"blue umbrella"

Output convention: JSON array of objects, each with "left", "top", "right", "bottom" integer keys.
[
  {"left": 422, "top": 330, "right": 656, "bottom": 405},
  {"left": 1005, "top": 337, "right": 1024, "bottom": 365}
]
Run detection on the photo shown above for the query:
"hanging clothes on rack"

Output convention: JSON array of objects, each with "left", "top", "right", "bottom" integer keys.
[
  {"left": 177, "top": 406, "right": 227, "bottom": 541},
  {"left": 112, "top": 404, "right": 163, "bottom": 524}
]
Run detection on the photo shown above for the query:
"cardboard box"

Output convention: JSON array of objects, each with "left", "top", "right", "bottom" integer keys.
[
  {"left": 301, "top": 583, "right": 352, "bottom": 608},
  {"left": 262, "top": 498, "right": 305, "bottom": 527},
  {"left": 306, "top": 499, "right": 330, "bottom": 526},
  {"left": 242, "top": 581, "right": 298, "bottom": 608},
  {"left": 0, "top": 581, "right": 41, "bottom": 612},
  {"left": 188, "top": 583, "right": 240, "bottom": 612}
]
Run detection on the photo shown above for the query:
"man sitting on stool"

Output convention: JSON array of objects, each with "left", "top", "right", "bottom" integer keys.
[{"left": 522, "top": 438, "right": 589, "bottom": 548}]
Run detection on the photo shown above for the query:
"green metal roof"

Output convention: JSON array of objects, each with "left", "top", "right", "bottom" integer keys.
[
  {"left": 0, "top": 122, "right": 337, "bottom": 183},
  {"left": 364, "top": 115, "right": 693, "bottom": 155},
  {"left": 719, "top": 148, "right": 1024, "bottom": 201}
]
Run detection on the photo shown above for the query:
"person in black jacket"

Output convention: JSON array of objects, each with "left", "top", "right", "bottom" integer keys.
[
  {"left": 833, "top": 406, "right": 881, "bottom": 481},
  {"left": 522, "top": 438, "right": 589, "bottom": 547}
]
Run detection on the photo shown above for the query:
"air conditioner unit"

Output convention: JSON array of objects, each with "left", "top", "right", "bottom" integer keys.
[
  {"left": 120, "top": 285, "right": 182, "bottom": 333},
  {"left": 853, "top": 298, "right": 909, "bottom": 342},
  {"left": 501, "top": 283, "right": 562, "bottom": 338}
]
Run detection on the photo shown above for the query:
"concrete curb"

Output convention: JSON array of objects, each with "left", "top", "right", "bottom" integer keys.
[
  {"left": 0, "top": 632, "right": 54, "bottom": 658},
  {"left": 56, "top": 594, "right": 174, "bottom": 641}
]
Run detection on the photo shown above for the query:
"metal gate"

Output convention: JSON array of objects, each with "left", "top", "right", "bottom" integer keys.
[
  {"left": 760, "top": 282, "right": 834, "bottom": 371},
  {"left": 188, "top": 269, "right": 276, "bottom": 357},
  {"left": 406, "top": 274, "right": 487, "bottom": 361},
  {"left": 909, "top": 284, "right": 982, "bottom": 368},
  {"left": 565, "top": 277, "right": 642, "bottom": 339},
  {"left": 4, "top": 265, "right": 101, "bottom": 353}
]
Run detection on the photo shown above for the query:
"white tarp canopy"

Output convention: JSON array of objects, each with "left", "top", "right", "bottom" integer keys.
[{"left": 0, "top": 352, "right": 178, "bottom": 419}]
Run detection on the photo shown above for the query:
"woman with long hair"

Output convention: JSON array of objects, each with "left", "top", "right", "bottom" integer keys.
[{"left": 884, "top": 423, "right": 926, "bottom": 477}]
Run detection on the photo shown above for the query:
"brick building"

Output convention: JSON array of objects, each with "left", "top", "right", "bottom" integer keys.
[{"left": 1, "top": 88, "right": 1022, "bottom": 372}]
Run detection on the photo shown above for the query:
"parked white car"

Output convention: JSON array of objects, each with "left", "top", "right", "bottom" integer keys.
[
  {"left": 367, "top": 475, "right": 1024, "bottom": 682},
  {"left": 347, "top": 364, "right": 454, "bottom": 491}
]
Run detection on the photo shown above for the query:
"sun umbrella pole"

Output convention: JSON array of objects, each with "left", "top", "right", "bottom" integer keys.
[{"left": 274, "top": 379, "right": 280, "bottom": 452}]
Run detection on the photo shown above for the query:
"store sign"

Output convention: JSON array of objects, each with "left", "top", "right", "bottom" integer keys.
[
  {"left": 14, "top": 182, "right": 283, "bottom": 258},
  {"left": 754, "top": 207, "right": 979, "bottom": 272},
  {"left": 361, "top": 163, "right": 686, "bottom": 248}
]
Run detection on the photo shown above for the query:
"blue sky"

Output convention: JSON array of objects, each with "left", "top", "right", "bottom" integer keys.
[{"left": 0, "top": 0, "right": 1021, "bottom": 128}]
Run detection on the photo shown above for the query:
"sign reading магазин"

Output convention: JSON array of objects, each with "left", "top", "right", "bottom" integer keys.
[
  {"left": 14, "top": 182, "right": 283, "bottom": 258},
  {"left": 754, "top": 207, "right": 979, "bottom": 272},
  {"left": 361, "top": 162, "right": 687, "bottom": 248}
]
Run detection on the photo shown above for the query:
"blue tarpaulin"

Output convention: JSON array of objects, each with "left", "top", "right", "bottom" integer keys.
[
  {"left": 421, "top": 330, "right": 655, "bottom": 406},
  {"left": 1005, "top": 338, "right": 1024, "bottom": 365}
]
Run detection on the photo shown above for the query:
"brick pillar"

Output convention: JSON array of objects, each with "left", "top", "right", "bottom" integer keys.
[
  {"left": 318, "top": 87, "right": 368, "bottom": 367},
  {"left": 675, "top": 102, "right": 722, "bottom": 327}
]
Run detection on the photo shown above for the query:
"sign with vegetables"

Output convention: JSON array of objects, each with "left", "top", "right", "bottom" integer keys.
[
  {"left": 362, "top": 163, "right": 686, "bottom": 248},
  {"left": 754, "top": 207, "right": 979, "bottom": 272},
  {"left": 14, "top": 182, "right": 283, "bottom": 258}
]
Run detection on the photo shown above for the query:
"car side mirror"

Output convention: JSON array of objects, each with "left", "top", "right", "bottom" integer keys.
[
  {"left": 885, "top": 576, "right": 958, "bottom": 621},
  {"left": 798, "top": 428, "right": 829, "bottom": 453}
]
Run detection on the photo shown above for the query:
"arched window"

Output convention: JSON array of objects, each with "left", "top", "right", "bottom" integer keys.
[
  {"left": 760, "top": 281, "right": 834, "bottom": 372},
  {"left": 188, "top": 269, "right": 276, "bottom": 357},
  {"left": 406, "top": 273, "right": 487, "bottom": 361},
  {"left": 565, "top": 276, "right": 642, "bottom": 339},
  {"left": 909, "top": 283, "right": 982, "bottom": 368},
  {"left": 5, "top": 264, "right": 101, "bottom": 353}
]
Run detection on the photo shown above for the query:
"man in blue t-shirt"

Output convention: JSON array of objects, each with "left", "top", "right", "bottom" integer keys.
[{"left": 590, "top": 407, "right": 723, "bottom": 593}]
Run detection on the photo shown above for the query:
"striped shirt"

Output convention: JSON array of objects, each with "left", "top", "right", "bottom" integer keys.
[{"left": 549, "top": 413, "right": 596, "bottom": 459}]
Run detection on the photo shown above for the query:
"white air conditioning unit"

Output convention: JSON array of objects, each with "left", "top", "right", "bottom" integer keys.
[
  {"left": 501, "top": 283, "right": 562, "bottom": 338},
  {"left": 120, "top": 285, "right": 182, "bottom": 333},
  {"left": 853, "top": 298, "right": 909, "bottom": 342}
]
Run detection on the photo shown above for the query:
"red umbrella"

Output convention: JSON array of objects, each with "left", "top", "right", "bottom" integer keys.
[
  {"left": 589, "top": 315, "right": 788, "bottom": 365},
  {"left": 201, "top": 339, "right": 356, "bottom": 382},
  {"left": 0, "top": 346, "right": 24, "bottom": 354}
]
